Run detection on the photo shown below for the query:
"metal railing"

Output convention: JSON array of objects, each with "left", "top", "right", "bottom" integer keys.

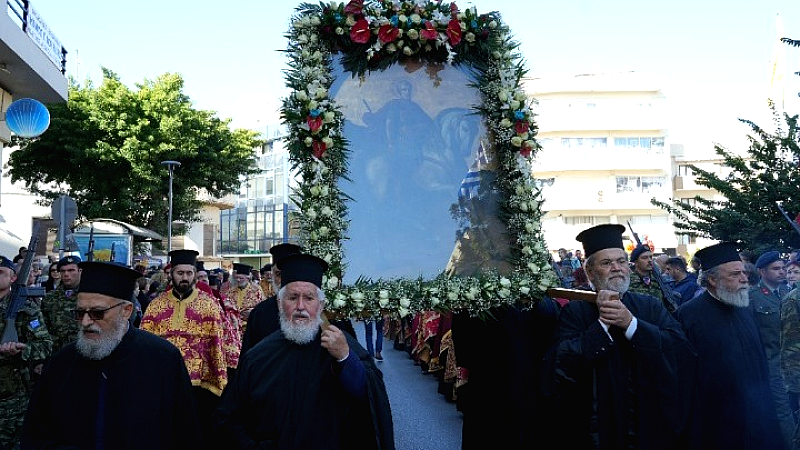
[{"left": 6, "top": 0, "right": 68, "bottom": 74}]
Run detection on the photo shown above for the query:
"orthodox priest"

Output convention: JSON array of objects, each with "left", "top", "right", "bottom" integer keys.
[
  {"left": 215, "top": 253, "right": 395, "bottom": 449},
  {"left": 22, "top": 261, "right": 201, "bottom": 449},
  {"left": 675, "top": 242, "right": 785, "bottom": 449},
  {"left": 550, "top": 224, "right": 696, "bottom": 449},
  {"left": 239, "top": 243, "right": 302, "bottom": 356}
]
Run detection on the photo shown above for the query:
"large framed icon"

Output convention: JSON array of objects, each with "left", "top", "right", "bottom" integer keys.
[{"left": 281, "top": 0, "right": 557, "bottom": 317}]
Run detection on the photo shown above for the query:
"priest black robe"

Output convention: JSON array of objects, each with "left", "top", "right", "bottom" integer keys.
[
  {"left": 675, "top": 291, "right": 785, "bottom": 450},
  {"left": 239, "top": 295, "right": 280, "bottom": 357},
  {"left": 552, "top": 291, "right": 696, "bottom": 449},
  {"left": 22, "top": 327, "right": 201, "bottom": 450},
  {"left": 216, "top": 329, "right": 395, "bottom": 450}
]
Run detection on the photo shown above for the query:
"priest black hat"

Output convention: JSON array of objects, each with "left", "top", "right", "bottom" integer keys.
[
  {"left": 278, "top": 254, "right": 329, "bottom": 288},
  {"left": 195, "top": 261, "right": 206, "bottom": 272},
  {"left": 269, "top": 243, "right": 303, "bottom": 269},
  {"left": 233, "top": 263, "right": 252, "bottom": 275},
  {"left": 78, "top": 261, "right": 141, "bottom": 301},
  {"left": 575, "top": 224, "right": 626, "bottom": 258},
  {"left": 694, "top": 242, "right": 740, "bottom": 271},
  {"left": 169, "top": 249, "right": 198, "bottom": 267}
]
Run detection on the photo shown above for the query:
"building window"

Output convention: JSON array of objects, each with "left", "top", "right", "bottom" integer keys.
[
  {"left": 613, "top": 137, "right": 665, "bottom": 154},
  {"left": 680, "top": 197, "right": 699, "bottom": 207},
  {"left": 560, "top": 137, "right": 607, "bottom": 148},
  {"left": 563, "top": 216, "right": 611, "bottom": 226},
  {"left": 616, "top": 176, "right": 667, "bottom": 194}
]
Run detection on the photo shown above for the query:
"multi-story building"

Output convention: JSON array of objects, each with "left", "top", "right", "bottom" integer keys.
[
  {"left": 0, "top": 1, "right": 68, "bottom": 256},
  {"left": 218, "top": 124, "right": 297, "bottom": 268},
  {"left": 524, "top": 72, "right": 677, "bottom": 255}
]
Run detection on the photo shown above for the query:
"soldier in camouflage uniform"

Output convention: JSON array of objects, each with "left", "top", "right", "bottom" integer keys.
[
  {"left": 627, "top": 244, "right": 665, "bottom": 301},
  {"left": 781, "top": 284, "right": 800, "bottom": 449},
  {"left": 0, "top": 256, "right": 52, "bottom": 448},
  {"left": 41, "top": 255, "right": 82, "bottom": 355}
]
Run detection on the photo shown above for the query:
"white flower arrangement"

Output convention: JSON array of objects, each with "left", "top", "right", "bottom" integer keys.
[{"left": 282, "top": 0, "right": 558, "bottom": 318}]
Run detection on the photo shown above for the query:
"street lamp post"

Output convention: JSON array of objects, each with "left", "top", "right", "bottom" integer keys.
[{"left": 161, "top": 160, "right": 181, "bottom": 262}]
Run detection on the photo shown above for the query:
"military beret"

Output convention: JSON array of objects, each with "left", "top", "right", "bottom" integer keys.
[
  {"left": 630, "top": 244, "right": 651, "bottom": 263},
  {"left": 755, "top": 251, "right": 782, "bottom": 269},
  {"left": 0, "top": 256, "right": 15, "bottom": 273},
  {"left": 57, "top": 255, "right": 82, "bottom": 270}
]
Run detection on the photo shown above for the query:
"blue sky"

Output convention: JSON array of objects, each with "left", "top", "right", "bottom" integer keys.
[{"left": 29, "top": 0, "right": 800, "bottom": 149}]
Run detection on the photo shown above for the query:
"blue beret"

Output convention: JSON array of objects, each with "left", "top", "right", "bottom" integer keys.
[
  {"left": 630, "top": 244, "right": 651, "bottom": 262},
  {"left": 755, "top": 251, "right": 782, "bottom": 269},
  {"left": 0, "top": 256, "right": 15, "bottom": 272},
  {"left": 57, "top": 255, "right": 82, "bottom": 270}
]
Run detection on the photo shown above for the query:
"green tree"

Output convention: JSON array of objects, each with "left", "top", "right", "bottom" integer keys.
[
  {"left": 652, "top": 113, "right": 800, "bottom": 255},
  {"left": 8, "top": 68, "right": 261, "bottom": 239}
]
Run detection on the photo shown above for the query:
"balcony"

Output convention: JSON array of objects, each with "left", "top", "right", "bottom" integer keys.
[
  {"left": 532, "top": 145, "right": 669, "bottom": 172},
  {"left": 1, "top": 1, "right": 68, "bottom": 103}
]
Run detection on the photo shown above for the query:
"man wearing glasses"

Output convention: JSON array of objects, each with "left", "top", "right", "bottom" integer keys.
[
  {"left": 549, "top": 224, "right": 696, "bottom": 449},
  {"left": 0, "top": 256, "right": 51, "bottom": 449},
  {"left": 21, "top": 261, "right": 201, "bottom": 449}
]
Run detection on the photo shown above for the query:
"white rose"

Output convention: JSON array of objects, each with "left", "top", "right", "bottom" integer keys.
[
  {"left": 304, "top": 137, "right": 313, "bottom": 146},
  {"left": 318, "top": 226, "right": 329, "bottom": 236},
  {"left": 310, "top": 16, "right": 321, "bottom": 26},
  {"left": 298, "top": 34, "right": 309, "bottom": 44},
  {"left": 403, "top": 46, "right": 413, "bottom": 55},
  {"left": 498, "top": 288, "right": 511, "bottom": 298},
  {"left": 510, "top": 100, "right": 520, "bottom": 110},
  {"left": 465, "top": 32, "right": 475, "bottom": 43},
  {"left": 326, "top": 276, "right": 339, "bottom": 289},
  {"left": 315, "top": 88, "right": 328, "bottom": 99},
  {"left": 511, "top": 136, "right": 523, "bottom": 147},
  {"left": 323, "top": 254, "right": 333, "bottom": 263},
  {"left": 308, "top": 100, "right": 319, "bottom": 110},
  {"left": 410, "top": 14, "right": 421, "bottom": 24},
  {"left": 320, "top": 185, "right": 330, "bottom": 196},
  {"left": 335, "top": 27, "right": 344, "bottom": 35},
  {"left": 333, "top": 298, "right": 346, "bottom": 308},
  {"left": 321, "top": 206, "right": 333, "bottom": 216},
  {"left": 406, "top": 29, "right": 419, "bottom": 40},
  {"left": 519, "top": 202, "right": 528, "bottom": 212},
  {"left": 447, "top": 291, "right": 458, "bottom": 301},
  {"left": 489, "top": 20, "right": 497, "bottom": 29},
  {"left": 522, "top": 246, "right": 533, "bottom": 255},
  {"left": 309, "top": 185, "right": 321, "bottom": 196},
  {"left": 400, "top": 298, "right": 411, "bottom": 308},
  {"left": 498, "top": 90, "right": 509, "bottom": 102},
  {"left": 322, "top": 137, "right": 334, "bottom": 147},
  {"left": 525, "top": 222, "right": 534, "bottom": 232},
  {"left": 464, "top": 290, "right": 475, "bottom": 301},
  {"left": 379, "top": 298, "right": 389, "bottom": 308},
  {"left": 296, "top": 90, "right": 308, "bottom": 101},
  {"left": 520, "top": 286, "right": 530, "bottom": 295},
  {"left": 307, "top": 208, "right": 317, "bottom": 219},
  {"left": 399, "top": 307, "right": 410, "bottom": 318},
  {"left": 399, "top": 14, "right": 407, "bottom": 23},
  {"left": 379, "top": 290, "right": 389, "bottom": 299},
  {"left": 431, "top": 298, "right": 440, "bottom": 306},
  {"left": 500, "top": 277, "right": 511, "bottom": 287},
  {"left": 529, "top": 200, "right": 539, "bottom": 210},
  {"left": 346, "top": 15, "right": 356, "bottom": 26},
  {"left": 500, "top": 118, "right": 512, "bottom": 128}
]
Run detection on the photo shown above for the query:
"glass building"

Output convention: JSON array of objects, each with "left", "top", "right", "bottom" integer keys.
[{"left": 218, "top": 124, "right": 297, "bottom": 267}]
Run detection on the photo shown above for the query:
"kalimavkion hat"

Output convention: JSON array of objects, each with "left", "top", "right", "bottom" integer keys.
[
  {"left": 195, "top": 261, "right": 206, "bottom": 272},
  {"left": 575, "top": 224, "right": 626, "bottom": 258},
  {"left": 755, "top": 250, "right": 782, "bottom": 269},
  {"left": 269, "top": 243, "right": 303, "bottom": 269},
  {"left": 78, "top": 261, "right": 141, "bottom": 301},
  {"left": 278, "top": 253, "right": 329, "bottom": 288},
  {"left": 168, "top": 249, "right": 198, "bottom": 267},
  {"left": 694, "top": 242, "right": 740, "bottom": 271},
  {"left": 630, "top": 244, "right": 651, "bottom": 263},
  {"left": 233, "top": 263, "right": 252, "bottom": 275},
  {"left": 260, "top": 263, "right": 272, "bottom": 274}
]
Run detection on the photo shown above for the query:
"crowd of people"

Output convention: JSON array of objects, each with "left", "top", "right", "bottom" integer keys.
[{"left": 4, "top": 224, "right": 800, "bottom": 449}]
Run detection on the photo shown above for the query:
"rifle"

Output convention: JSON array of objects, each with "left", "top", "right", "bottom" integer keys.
[
  {"left": 86, "top": 225, "right": 95, "bottom": 262},
  {"left": 776, "top": 202, "right": 800, "bottom": 237},
  {"left": 1, "top": 222, "right": 42, "bottom": 344},
  {"left": 626, "top": 221, "right": 679, "bottom": 313}
]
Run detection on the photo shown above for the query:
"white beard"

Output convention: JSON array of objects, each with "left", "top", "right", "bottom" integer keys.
[
  {"left": 593, "top": 273, "right": 631, "bottom": 295},
  {"left": 716, "top": 286, "right": 750, "bottom": 308},
  {"left": 278, "top": 304, "right": 322, "bottom": 345},
  {"left": 75, "top": 313, "right": 128, "bottom": 360}
]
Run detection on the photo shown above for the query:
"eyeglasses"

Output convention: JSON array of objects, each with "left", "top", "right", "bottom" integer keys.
[{"left": 72, "top": 302, "right": 126, "bottom": 321}]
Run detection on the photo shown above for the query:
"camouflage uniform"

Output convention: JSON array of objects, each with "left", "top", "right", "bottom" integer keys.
[
  {"left": 628, "top": 270, "right": 664, "bottom": 302},
  {"left": 0, "top": 294, "right": 52, "bottom": 448},
  {"left": 41, "top": 284, "right": 79, "bottom": 354}
]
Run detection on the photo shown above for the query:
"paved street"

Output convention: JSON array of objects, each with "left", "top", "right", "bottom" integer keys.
[{"left": 354, "top": 325, "right": 463, "bottom": 450}]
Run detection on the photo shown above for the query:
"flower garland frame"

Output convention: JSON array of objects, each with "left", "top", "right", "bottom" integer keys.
[{"left": 281, "top": 0, "right": 558, "bottom": 318}]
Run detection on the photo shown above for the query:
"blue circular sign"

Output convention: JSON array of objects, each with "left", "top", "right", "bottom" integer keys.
[{"left": 5, "top": 98, "right": 50, "bottom": 138}]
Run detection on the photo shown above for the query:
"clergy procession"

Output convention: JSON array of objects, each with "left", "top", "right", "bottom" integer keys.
[
  {"left": 1, "top": 231, "right": 800, "bottom": 449},
  {"left": 4, "top": 0, "right": 800, "bottom": 449}
]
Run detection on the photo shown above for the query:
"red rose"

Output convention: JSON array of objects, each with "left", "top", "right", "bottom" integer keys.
[
  {"left": 343, "top": 0, "right": 363, "bottom": 15},
  {"left": 446, "top": 19, "right": 462, "bottom": 45},
  {"left": 312, "top": 140, "right": 327, "bottom": 159},
  {"left": 350, "top": 18, "right": 371, "bottom": 44},
  {"left": 378, "top": 24, "right": 399, "bottom": 43},
  {"left": 520, "top": 142, "right": 533, "bottom": 158},
  {"left": 420, "top": 21, "right": 438, "bottom": 41},
  {"left": 515, "top": 121, "right": 529, "bottom": 134},
  {"left": 307, "top": 116, "right": 323, "bottom": 132}
]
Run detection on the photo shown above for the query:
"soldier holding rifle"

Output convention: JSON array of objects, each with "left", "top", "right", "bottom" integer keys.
[{"left": 549, "top": 224, "right": 695, "bottom": 449}]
